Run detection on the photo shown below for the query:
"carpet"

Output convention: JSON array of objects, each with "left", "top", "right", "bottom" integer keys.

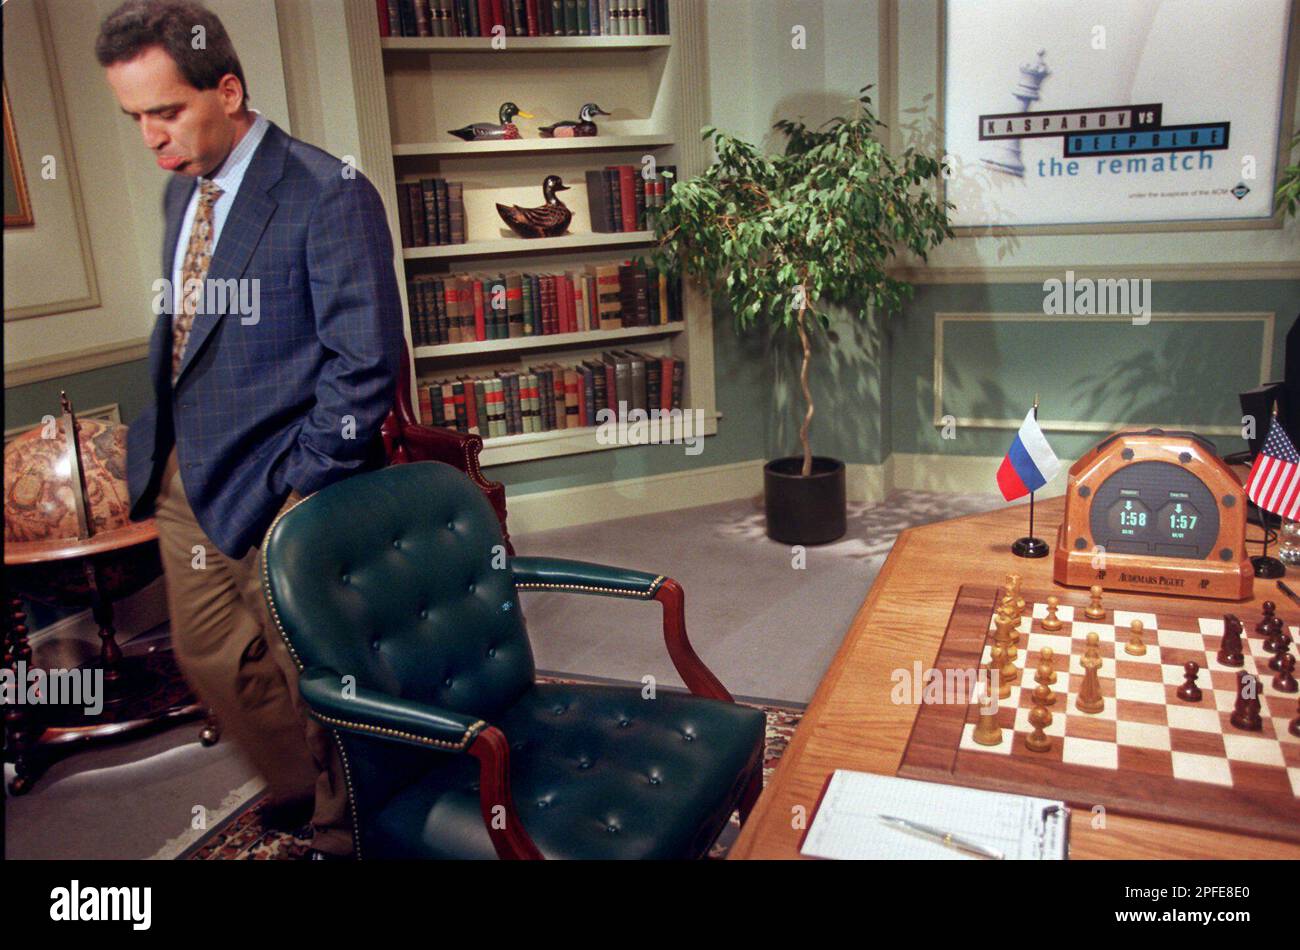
[
  {"left": 179, "top": 680, "right": 802, "bottom": 860},
  {"left": 510, "top": 490, "right": 1004, "bottom": 703}
]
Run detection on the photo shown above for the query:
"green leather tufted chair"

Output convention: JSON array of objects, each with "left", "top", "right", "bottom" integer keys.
[{"left": 261, "top": 460, "right": 765, "bottom": 859}]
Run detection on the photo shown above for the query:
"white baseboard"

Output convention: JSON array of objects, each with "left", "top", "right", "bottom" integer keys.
[
  {"left": 504, "top": 451, "right": 1051, "bottom": 534},
  {"left": 846, "top": 459, "right": 890, "bottom": 504},
  {"left": 506, "top": 459, "right": 766, "bottom": 535}
]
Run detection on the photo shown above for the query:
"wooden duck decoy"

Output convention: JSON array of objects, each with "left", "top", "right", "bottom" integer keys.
[
  {"left": 448, "top": 102, "right": 533, "bottom": 142},
  {"left": 538, "top": 103, "right": 611, "bottom": 138},
  {"left": 496, "top": 175, "right": 572, "bottom": 238}
]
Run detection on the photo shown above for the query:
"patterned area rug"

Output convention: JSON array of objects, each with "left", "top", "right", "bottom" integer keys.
[{"left": 180, "top": 683, "right": 802, "bottom": 860}]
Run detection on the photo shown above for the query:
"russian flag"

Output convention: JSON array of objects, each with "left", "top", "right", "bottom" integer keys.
[{"left": 996, "top": 410, "right": 1061, "bottom": 501}]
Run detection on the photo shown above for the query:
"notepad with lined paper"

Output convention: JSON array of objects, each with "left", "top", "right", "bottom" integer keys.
[{"left": 800, "top": 770, "right": 1069, "bottom": 860}]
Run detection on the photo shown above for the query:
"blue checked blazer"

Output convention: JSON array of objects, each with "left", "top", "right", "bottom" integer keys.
[{"left": 126, "top": 121, "right": 404, "bottom": 558}]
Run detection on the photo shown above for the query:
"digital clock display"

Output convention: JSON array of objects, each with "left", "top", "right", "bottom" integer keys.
[
  {"left": 1158, "top": 501, "right": 1201, "bottom": 540},
  {"left": 1088, "top": 462, "right": 1219, "bottom": 559},
  {"left": 1106, "top": 497, "right": 1151, "bottom": 538}
]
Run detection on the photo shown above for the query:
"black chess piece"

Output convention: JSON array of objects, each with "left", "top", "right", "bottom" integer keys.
[
  {"left": 1230, "top": 671, "right": 1263, "bottom": 731},
  {"left": 1218, "top": 614, "right": 1245, "bottom": 667},
  {"left": 1274, "top": 654, "right": 1298, "bottom": 694},
  {"left": 1291, "top": 696, "right": 1300, "bottom": 738},
  {"left": 1264, "top": 623, "right": 1289, "bottom": 654},
  {"left": 1256, "top": 601, "right": 1278, "bottom": 637},
  {"left": 1176, "top": 661, "right": 1203, "bottom": 702},
  {"left": 1269, "top": 632, "right": 1294, "bottom": 671}
]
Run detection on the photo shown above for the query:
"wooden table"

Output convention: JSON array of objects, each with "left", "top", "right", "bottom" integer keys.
[{"left": 728, "top": 496, "right": 1300, "bottom": 859}]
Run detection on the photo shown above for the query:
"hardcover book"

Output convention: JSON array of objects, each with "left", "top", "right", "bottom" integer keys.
[
  {"left": 506, "top": 273, "right": 525, "bottom": 337},
  {"left": 406, "top": 182, "right": 427, "bottom": 246},
  {"left": 585, "top": 170, "right": 616, "bottom": 233},
  {"left": 595, "top": 263, "right": 623, "bottom": 329}
]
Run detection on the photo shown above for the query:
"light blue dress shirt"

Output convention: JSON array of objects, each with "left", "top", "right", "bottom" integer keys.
[{"left": 170, "top": 109, "right": 270, "bottom": 315}]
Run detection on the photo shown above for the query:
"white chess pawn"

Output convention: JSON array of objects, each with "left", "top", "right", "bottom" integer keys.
[
  {"left": 1125, "top": 619, "right": 1146, "bottom": 656},
  {"left": 1041, "top": 595, "right": 1063, "bottom": 632}
]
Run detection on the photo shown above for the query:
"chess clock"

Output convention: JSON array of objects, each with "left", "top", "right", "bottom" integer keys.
[{"left": 1054, "top": 429, "right": 1252, "bottom": 600}]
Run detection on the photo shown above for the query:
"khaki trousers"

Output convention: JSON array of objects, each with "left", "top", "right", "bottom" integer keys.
[{"left": 154, "top": 446, "right": 353, "bottom": 855}]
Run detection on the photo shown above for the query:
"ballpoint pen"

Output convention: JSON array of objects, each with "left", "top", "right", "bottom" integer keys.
[
  {"left": 1277, "top": 580, "right": 1300, "bottom": 609},
  {"left": 877, "top": 814, "right": 1005, "bottom": 860}
]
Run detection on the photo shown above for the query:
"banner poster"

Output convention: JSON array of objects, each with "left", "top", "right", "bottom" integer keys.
[{"left": 942, "top": 0, "right": 1294, "bottom": 227}]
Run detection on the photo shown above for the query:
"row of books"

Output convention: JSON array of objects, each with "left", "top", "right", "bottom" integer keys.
[
  {"left": 378, "top": 0, "right": 670, "bottom": 38},
  {"left": 397, "top": 179, "right": 467, "bottom": 248},
  {"left": 419, "top": 350, "right": 686, "bottom": 437},
  {"left": 407, "top": 256, "right": 683, "bottom": 347},
  {"left": 586, "top": 164, "right": 676, "bottom": 233}
]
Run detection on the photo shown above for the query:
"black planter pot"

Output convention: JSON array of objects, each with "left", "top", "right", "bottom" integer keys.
[{"left": 763, "top": 456, "right": 847, "bottom": 545}]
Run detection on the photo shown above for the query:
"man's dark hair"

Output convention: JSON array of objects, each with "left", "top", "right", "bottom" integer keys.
[{"left": 95, "top": 0, "right": 250, "bottom": 105}]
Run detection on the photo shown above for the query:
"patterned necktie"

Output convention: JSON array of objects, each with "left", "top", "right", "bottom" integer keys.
[{"left": 172, "top": 179, "right": 224, "bottom": 382}]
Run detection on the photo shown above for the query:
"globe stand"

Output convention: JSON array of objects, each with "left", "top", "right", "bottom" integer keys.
[{"left": 3, "top": 393, "right": 211, "bottom": 795}]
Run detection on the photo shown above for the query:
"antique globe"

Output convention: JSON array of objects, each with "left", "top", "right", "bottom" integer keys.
[{"left": 4, "top": 408, "right": 162, "bottom": 605}]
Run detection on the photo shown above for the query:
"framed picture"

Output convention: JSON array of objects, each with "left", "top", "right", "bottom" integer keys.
[
  {"left": 3, "top": 79, "right": 34, "bottom": 229},
  {"left": 941, "top": 0, "right": 1296, "bottom": 230}
]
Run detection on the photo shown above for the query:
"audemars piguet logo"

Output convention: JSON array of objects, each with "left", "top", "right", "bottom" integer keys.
[{"left": 1119, "top": 571, "right": 1185, "bottom": 588}]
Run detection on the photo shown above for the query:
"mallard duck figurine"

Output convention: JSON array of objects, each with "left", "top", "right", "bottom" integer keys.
[
  {"left": 538, "top": 103, "right": 611, "bottom": 138},
  {"left": 496, "top": 175, "right": 572, "bottom": 238},
  {"left": 448, "top": 102, "right": 533, "bottom": 141}
]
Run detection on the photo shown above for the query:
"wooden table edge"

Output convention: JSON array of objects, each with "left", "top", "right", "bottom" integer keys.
[{"left": 727, "top": 499, "right": 1300, "bottom": 860}]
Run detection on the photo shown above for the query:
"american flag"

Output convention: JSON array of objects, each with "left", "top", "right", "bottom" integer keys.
[{"left": 1247, "top": 417, "right": 1300, "bottom": 520}]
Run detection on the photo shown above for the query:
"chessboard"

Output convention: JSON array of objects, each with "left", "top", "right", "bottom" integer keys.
[{"left": 899, "top": 585, "right": 1300, "bottom": 844}]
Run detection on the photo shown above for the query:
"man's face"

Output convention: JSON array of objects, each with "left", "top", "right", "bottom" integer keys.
[{"left": 105, "top": 45, "right": 242, "bottom": 177}]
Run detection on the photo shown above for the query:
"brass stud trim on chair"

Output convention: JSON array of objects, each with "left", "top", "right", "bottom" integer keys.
[
  {"left": 515, "top": 575, "right": 666, "bottom": 599},
  {"left": 310, "top": 712, "right": 487, "bottom": 751},
  {"left": 261, "top": 496, "right": 317, "bottom": 675},
  {"left": 260, "top": 491, "right": 369, "bottom": 858},
  {"left": 327, "top": 729, "right": 363, "bottom": 860}
]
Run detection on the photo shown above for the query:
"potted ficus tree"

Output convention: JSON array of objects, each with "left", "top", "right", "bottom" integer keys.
[{"left": 653, "top": 87, "right": 954, "bottom": 544}]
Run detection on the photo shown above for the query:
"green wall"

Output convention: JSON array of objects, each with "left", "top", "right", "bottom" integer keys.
[
  {"left": 8, "top": 278, "right": 1295, "bottom": 495},
  {"left": 5, "top": 359, "right": 152, "bottom": 434},
  {"left": 888, "top": 279, "right": 1299, "bottom": 463}
]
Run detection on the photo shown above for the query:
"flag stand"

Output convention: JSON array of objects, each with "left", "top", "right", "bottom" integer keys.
[
  {"left": 1011, "top": 495, "right": 1049, "bottom": 558},
  {"left": 1252, "top": 508, "right": 1286, "bottom": 578},
  {"left": 1250, "top": 403, "right": 1287, "bottom": 578},
  {"left": 1012, "top": 397, "right": 1050, "bottom": 559}
]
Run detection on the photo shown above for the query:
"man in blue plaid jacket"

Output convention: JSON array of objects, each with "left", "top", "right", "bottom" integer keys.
[{"left": 98, "top": 0, "right": 403, "bottom": 858}]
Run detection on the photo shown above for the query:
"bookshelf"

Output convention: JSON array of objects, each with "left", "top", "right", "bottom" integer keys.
[
  {"left": 392, "top": 134, "right": 675, "bottom": 158},
  {"left": 380, "top": 35, "right": 674, "bottom": 52},
  {"left": 401, "top": 230, "right": 656, "bottom": 261},
  {"left": 414, "top": 320, "right": 684, "bottom": 359},
  {"left": 342, "top": 0, "right": 717, "bottom": 466}
]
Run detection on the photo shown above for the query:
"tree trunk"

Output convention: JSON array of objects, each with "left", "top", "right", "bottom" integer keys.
[{"left": 796, "top": 296, "right": 814, "bottom": 477}]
